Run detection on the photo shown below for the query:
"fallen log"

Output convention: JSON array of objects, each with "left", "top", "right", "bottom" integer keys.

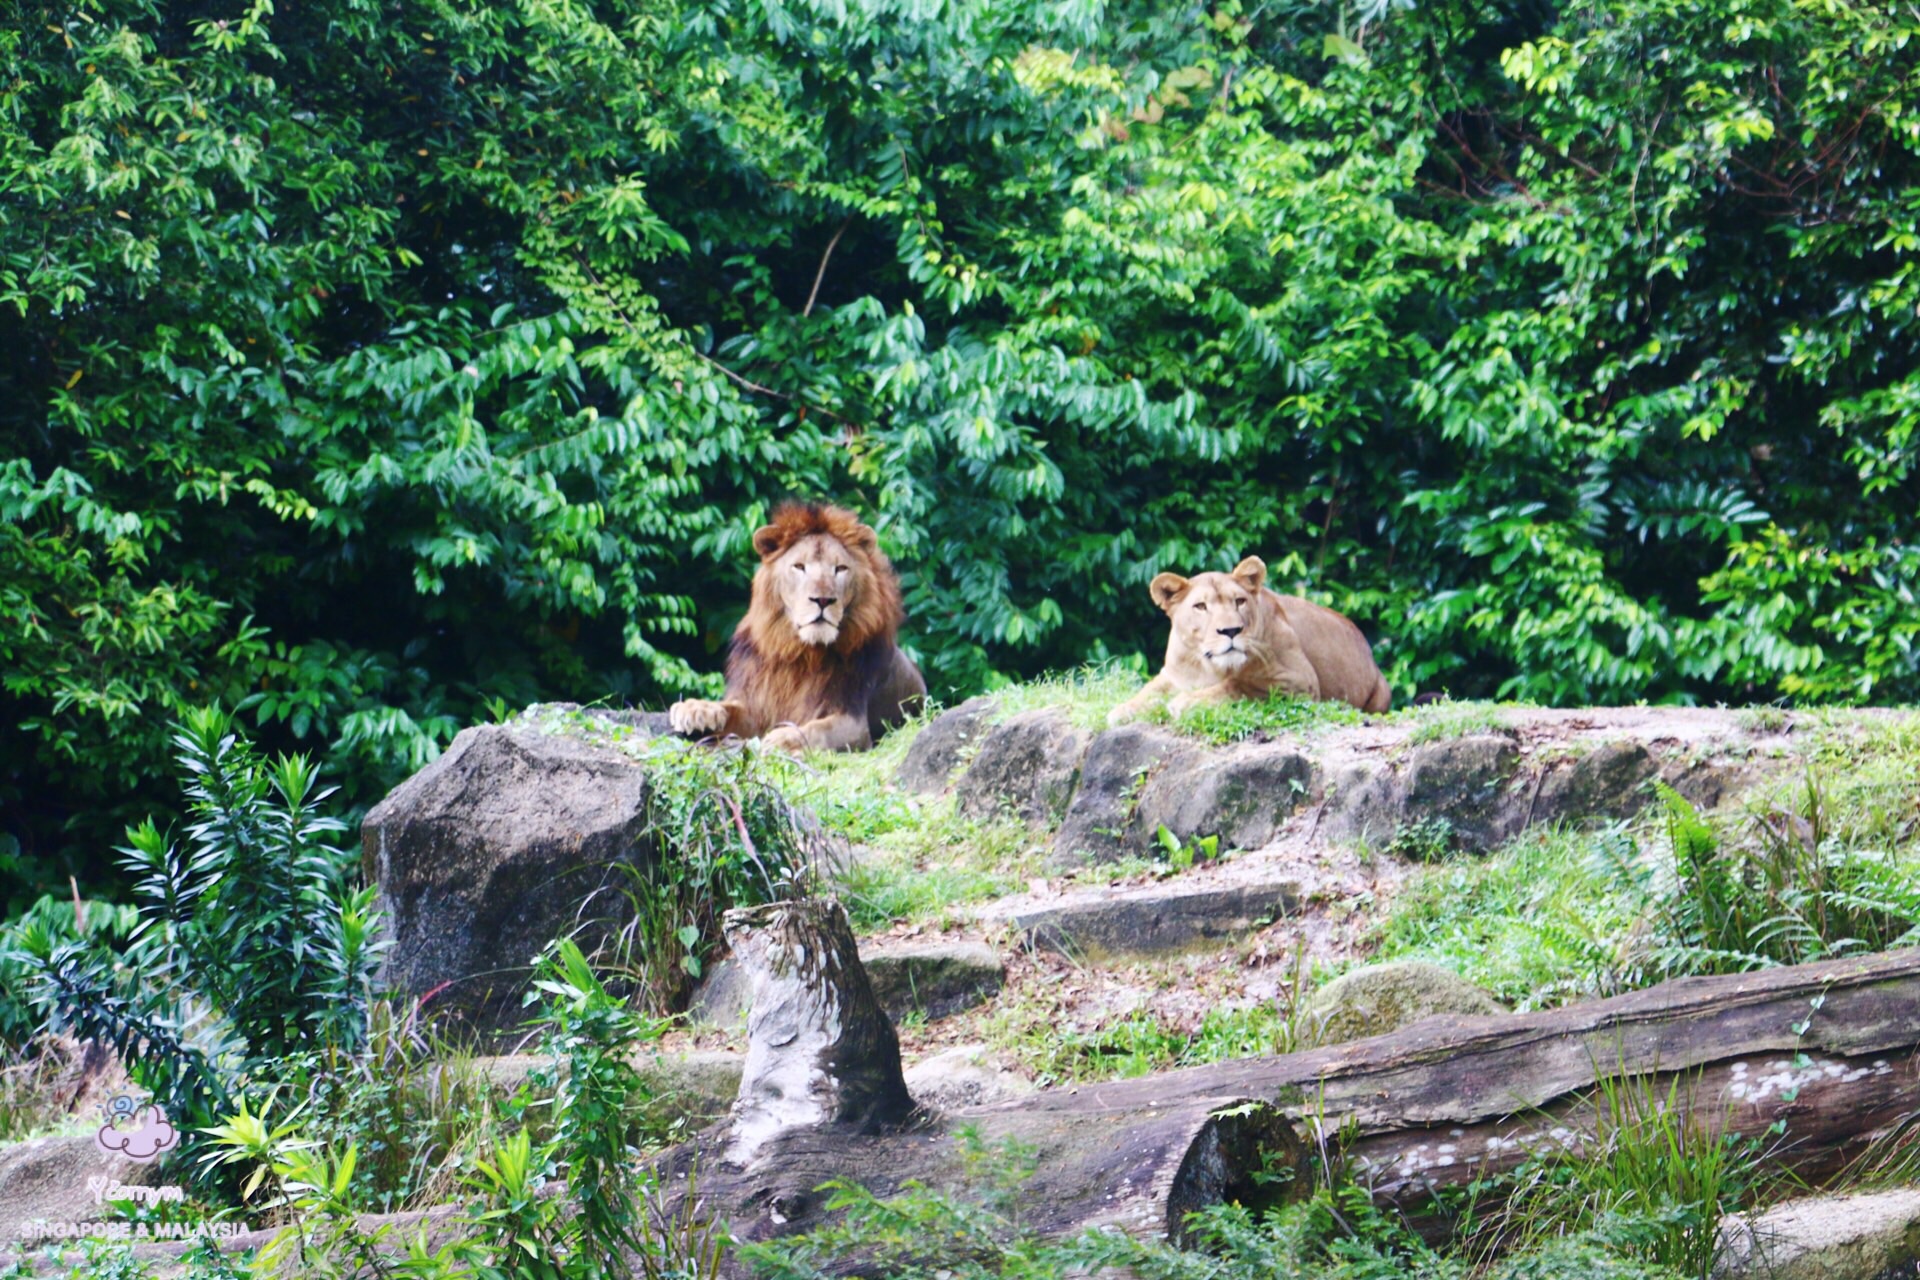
[{"left": 659, "top": 902, "right": 1920, "bottom": 1273}]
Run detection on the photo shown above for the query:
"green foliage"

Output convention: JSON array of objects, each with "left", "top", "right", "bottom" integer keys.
[
  {"left": 742, "top": 1152, "right": 1689, "bottom": 1280},
  {"left": 562, "top": 717, "right": 824, "bottom": 1011},
  {"left": 7, "top": 0, "right": 1920, "bottom": 902},
  {"left": 6, "top": 707, "right": 383, "bottom": 1142},
  {"left": 0, "top": 890, "right": 138, "bottom": 1045},
  {"left": 1638, "top": 781, "right": 1920, "bottom": 975},
  {"left": 1469, "top": 1071, "right": 1769, "bottom": 1280}
]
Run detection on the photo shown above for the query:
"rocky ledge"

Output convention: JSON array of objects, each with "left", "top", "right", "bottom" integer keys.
[{"left": 901, "top": 702, "right": 1845, "bottom": 867}]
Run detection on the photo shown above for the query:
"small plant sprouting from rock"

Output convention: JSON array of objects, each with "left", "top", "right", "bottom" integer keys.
[
  {"left": 1155, "top": 825, "right": 1219, "bottom": 872},
  {"left": 599, "top": 733, "right": 828, "bottom": 1013}
]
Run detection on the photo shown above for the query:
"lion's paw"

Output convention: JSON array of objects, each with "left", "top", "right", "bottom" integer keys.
[
  {"left": 669, "top": 699, "right": 730, "bottom": 736},
  {"left": 763, "top": 724, "right": 809, "bottom": 754}
]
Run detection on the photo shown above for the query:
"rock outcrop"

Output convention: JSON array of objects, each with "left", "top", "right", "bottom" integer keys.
[
  {"left": 363, "top": 709, "right": 666, "bottom": 1037},
  {"left": 690, "top": 939, "right": 1005, "bottom": 1029},
  {"left": 909, "top": 703, "right": 1798, "bottom": 866},
  {"left": 954, "top": 709, "right": 1091, "bottom": 825}
]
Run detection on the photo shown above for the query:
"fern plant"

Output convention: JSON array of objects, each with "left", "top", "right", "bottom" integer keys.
[{"left": 1644, "top": 781, "right": 1920, "bottom": 978}]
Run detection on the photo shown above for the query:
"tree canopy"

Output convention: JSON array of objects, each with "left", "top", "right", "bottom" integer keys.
[{"left": 5, "top": 0, "right": 1918, "bottom": 900}]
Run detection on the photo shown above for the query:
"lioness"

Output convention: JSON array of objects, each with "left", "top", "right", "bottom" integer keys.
[
  {"left": 1109, "top": 556, "right": 1391, "bottom": 726},
  {"left": 668, "top": 502, "right": 926, "bottom": 753}
]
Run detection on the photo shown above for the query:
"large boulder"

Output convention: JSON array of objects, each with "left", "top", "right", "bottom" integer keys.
[
  {"left": 954, "top": 710, "right": 1091, "bottom": 826},
  {"left": 1053, "top": 725, "right": 1199, "bottom": 865},
  {"left": 1, "top": 1134, "right": 163, "bottom": 1243},
  {"left": 1535, "top": 741, "right": 1660, "bottom": 826},
  {"left": 862, "top": 941, "right": 1006, "bottom": 1022},
  {"left": 1397, "top": 734, "right": 1523, "bottom": 853},
  {"left": 362, "top": 713, "right": 661, "bottom": 1037},
  {"left": 1135, "top": 742, "right": 1316, "bottom": 854},
  {"left": 1302, "top": 960, "right": 1506, "bottom": 1047},
  {"left": 896, "top": 698, "right": 1001, "bottom": 795}
]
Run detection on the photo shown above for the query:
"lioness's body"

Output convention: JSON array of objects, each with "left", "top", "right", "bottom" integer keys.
[
  {"left": 1109, "top": 557, "right": 1390, "bottom": 726},
  {"left": 669, "top": 503, "right": 926, "bottom": 753}
]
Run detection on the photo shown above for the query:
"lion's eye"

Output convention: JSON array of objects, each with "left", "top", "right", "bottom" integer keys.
[
  {"left": 1236, "top": 598, "right": 1247, "bottom": 606},
  {"left": 834, "top": 565, "right": 848, "bottom": 575},
  {"left": 1193, "top": 601, "right": 1206, "bottom": 611},
  {"left": 793, "top": 563, "right": 806, "bottom": 573}
]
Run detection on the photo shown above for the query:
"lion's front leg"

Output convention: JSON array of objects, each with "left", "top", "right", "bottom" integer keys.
[
  {"left": 765, "top": 712, "right": 873, "bottom": 755},
  {"left": 1167, "top": 682, "right": 1236, "bottom": 720},
  {"left": 1108, "top": 675, "right": 1176, "bottom": 727},
  {"left": 669, "top": 698, "right": 751, "bottom": 738}
]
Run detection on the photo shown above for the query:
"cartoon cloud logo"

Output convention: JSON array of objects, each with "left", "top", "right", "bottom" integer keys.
[{"left": 95, "top": 1096, "right": 179, "bottom": 1163}]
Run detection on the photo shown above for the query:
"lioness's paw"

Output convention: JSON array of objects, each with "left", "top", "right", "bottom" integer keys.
[
  {"left": 1107, "top": 701, "right": 1147, "bottom": 728},
  {"left": 669, "top": 699, "right": 729, "bottom": 736},
  {"left": 763, "top": 724, "right": 809, "bottom": 754},
  {"left": 1166, "top": 692, "right": 1204, "bottom": 720}
]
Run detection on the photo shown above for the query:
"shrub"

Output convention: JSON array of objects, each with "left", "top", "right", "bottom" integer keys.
[{"left": 7, "top": 707, "right": 383, "bottom": 1140}]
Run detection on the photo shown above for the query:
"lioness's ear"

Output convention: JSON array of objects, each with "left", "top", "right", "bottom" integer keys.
[
  {"left": 1231, "top": 556, "right": 1267, "bottom": 592},
  {"left": 1149, "top": 573, "right": 1190, "bottom": 613},
  {"left": 751, "top": 524, "right": 787, "bottom": 560}
]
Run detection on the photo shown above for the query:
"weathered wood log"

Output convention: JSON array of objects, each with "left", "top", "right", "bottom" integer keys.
[
  {"left": 659, "top": 923, "right": 1920, "bottom": 1273},
  {"left": 721, "top": 899, "right": 916, "bottom": 1163}
]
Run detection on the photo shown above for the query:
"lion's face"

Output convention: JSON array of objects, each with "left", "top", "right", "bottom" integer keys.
[
  {"left": 1151, "top": 557, "right": 1270, "bottom": 676},
  {"left": 763, "top": 532, "right": 862, "bottom": 647}
]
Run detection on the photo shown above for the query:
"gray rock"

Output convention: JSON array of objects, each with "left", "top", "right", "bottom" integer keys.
[
  {"left": 1302, "top": 960, "right": 1506, "bottom": 1047},
  {"left": 996, "top": 872, "right": 1301, "bottom": 961},
  {"left": 688, "top": 959, "right": 755, "bottom": 1031},
  {"left": 1, "top": 1134, "right": 162, "bottom": 1242},
  {"left": 1053, "top": 725, "right": 1199, "bottom": 865},
  {"left": 1717, "top": 1187, "right": 1920, "bottom": 1280},
  {"left": 362, "top": 719, "right": 657, "bottom": 1037},
  {"left": 1318, "top": 760, "right": 1406, "bottom": 850},
  {"left": 896, "top": 698, "right": 1001, "bottom": 795},
  {"left": 862, "top": 941, "right": 1006, "bottom": 1022},
  {"left": 954, "top": 710, "right": 1091, "bottom": 826},
  {"left": 1536, "top": 741, "right": 1659, "bottom": 825},
  {"left": 1136, "top": 743, "right": 1316, "bottom": 853},
  {"left": 1398, "top": 734, "right": 1522, "bottom": 853},
  {"left": 588, "top": 708, "right": 677, "bottom": 736},
  {"left": 904, "top": 1043, "right": 1036, "bottom": 1112}
]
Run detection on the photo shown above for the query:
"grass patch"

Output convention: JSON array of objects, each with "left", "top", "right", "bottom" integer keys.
[
  {"left": 1369, "top": 825, "right": 1642, "bottom": 1010},
  {"left": 1373, "top": 722, "right": 1920, "bottom": 1011},
  {"left": 769, "top": 705, "right": 1045, "bottom": 934},
  {"left": 977, "top": 663, "right": 1147, "bottom": 730},
  {"left": 982, "top": 952, "right": 1314, "bottom": 1085},
  {"left": 1467, "top": 1068, "right": 1771, "bottom": 1278},
  {"left": 1158, "top": 690, "right": 1366, "bottom": 745},
  {"left": 1394, "top": 698, "right": 1517, "bottom": 745}
]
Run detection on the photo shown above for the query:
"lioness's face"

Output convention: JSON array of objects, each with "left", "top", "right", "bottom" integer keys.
[
  {"left": 1151, "top": 558, "right": 1268, "bottom": 674},
  {"left": 769, "top": 533, "right": 858, "bottom": 646}
]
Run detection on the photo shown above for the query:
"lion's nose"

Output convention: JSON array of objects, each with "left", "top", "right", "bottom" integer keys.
[
  {"left": 1217, "top": 626, "right": 1243, "bottom": 639},
  {"left": 810, "top": 596, "right": 837, "bottom": 610}
]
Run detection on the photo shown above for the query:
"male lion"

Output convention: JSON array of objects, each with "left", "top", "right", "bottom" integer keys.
[
  {"left": 668, "top": 502, "right": 926, "bottom": 753},
  {"left": 1108, "top": 556, "right": 1391, "bottom": 726}
]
